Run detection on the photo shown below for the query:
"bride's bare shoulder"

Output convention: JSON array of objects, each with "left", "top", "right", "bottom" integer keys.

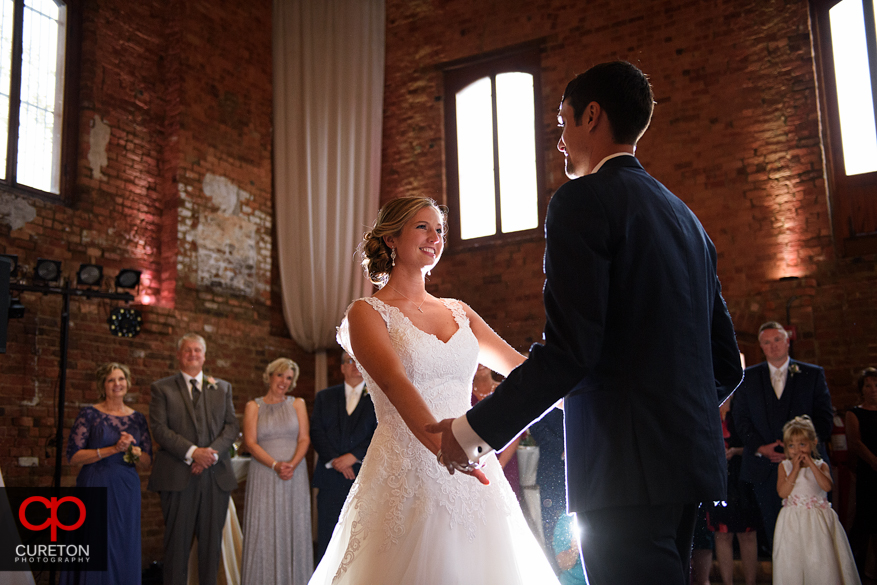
[{"left": 348, "top": 298, "right": 387, "bottom": 322}]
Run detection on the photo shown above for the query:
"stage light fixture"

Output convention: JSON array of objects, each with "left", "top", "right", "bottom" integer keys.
[
  {"left": 77, "top": 264, "right": 103, "bottom": 286},
  {"left": 9, "top": 298, "right": 25, "bottom": 319},
  {"left": 107, "top": 307, "right": 142, "bottom": 338},
  {"left": 34, "top": 259, "right": 62, "bottom": 283},
  {"left": 0, "top": 254, "right": 18, "bottom": 277},
  {"left": 115, "top": 269, "right": 141, "bottom": 289}
]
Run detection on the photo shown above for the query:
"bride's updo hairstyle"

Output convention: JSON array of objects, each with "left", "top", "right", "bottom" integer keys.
[{"left": 360, "top": 196, "right": 447, "bottom": 287}]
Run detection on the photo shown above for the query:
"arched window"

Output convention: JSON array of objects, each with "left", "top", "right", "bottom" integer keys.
[
  {"left": 443, "top": 44, "right": 546, "bottom": 248},
  {"left": 0, "top": 0, "right": 80, "bottom": 203}
]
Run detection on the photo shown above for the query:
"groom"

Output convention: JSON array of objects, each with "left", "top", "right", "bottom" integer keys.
[{"left": 430, "top": 61, "right": 743, "bottom": 585}]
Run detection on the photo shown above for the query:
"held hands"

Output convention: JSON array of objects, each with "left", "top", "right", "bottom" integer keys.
[
  {"left": 332, "top": 453, "right": 359, "bottom": 481},
  {"left": 424, "top": 419, "right": 489, "bottom": 486},
  {"left": 798, "top": 451, "right": 815, "bottom": 469},
  {"left": 757, "top": 440, "right": 786, "bottom": 463},
  {"left": 191, "top": 447, "right": 218, "bottom": 470},
  {"left": 275, "top": 461, "right": 294, "bottom": 481},
  {"left": 115, "top": 432, "right": 136, "bottom": 454}
]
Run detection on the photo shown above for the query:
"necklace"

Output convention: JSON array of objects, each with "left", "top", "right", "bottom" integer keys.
[{"left": 388, "top": 284, "right": 426, "bottom": 313}]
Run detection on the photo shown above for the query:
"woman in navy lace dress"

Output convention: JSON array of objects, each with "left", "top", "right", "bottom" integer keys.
[{"left": 61, "top": 363, "right": 152, "bottom": 585}]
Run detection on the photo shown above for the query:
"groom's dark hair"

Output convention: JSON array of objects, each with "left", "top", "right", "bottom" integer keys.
[{"left": 561, "top": 61, "right": 654, "bottom": 145}]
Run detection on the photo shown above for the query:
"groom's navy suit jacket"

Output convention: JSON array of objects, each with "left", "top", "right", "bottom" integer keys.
[
  {"left": 733, "top": 360, "right": 833, "bottom": 485},
  {"left": 467, "top": 156, "right": 743, "bottom": 514}
]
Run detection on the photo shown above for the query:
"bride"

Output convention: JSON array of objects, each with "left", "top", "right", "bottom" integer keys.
[{"left": 309, "top": 196, "right": 560, "bottom": 584}]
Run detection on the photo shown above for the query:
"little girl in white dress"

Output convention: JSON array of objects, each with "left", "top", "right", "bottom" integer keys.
[{"left": 773, "top": 415, "right": 860, "bottom": 585}]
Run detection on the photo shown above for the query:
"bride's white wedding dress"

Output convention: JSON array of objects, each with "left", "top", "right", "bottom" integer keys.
[{"left": 309, "top": 297, "right": 560, "bottom": 585}]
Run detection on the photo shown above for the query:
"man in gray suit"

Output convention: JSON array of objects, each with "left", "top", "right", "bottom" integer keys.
[{"left": 148, "top": 333, "right": 239, "bottom": 585}]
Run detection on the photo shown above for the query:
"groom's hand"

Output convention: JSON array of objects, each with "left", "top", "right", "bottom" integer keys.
[{"left": 426, "top": 419, "right": 489, "bottom": 485}]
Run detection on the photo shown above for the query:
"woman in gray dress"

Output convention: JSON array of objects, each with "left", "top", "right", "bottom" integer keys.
[{"left": 241, "top": 358, "right": 313, "bottom": 585}]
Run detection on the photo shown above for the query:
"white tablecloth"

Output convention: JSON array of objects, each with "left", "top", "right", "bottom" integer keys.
[{"left": 516, "top": 446, "right": 544, "bottom": 546}]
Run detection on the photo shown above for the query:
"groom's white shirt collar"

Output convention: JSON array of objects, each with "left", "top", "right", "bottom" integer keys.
[{"left": 590, "top": 152, "right": 635, "bottom": 174}]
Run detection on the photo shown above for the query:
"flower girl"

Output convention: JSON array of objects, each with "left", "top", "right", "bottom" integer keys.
[{"left": 773, "top": 415, "right": 860, "bottom": 585}]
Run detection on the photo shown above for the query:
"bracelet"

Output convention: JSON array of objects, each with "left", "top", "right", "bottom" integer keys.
[
  {"left": 271, "top": 461, "right": 277, "bottom": 471},
  {"left": 97, "top": 448, "right": 102, "bottom": 459}
]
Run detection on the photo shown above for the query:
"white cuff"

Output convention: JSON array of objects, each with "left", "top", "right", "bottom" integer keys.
[
  {"left": 184, "top": 445, "right": 197, "bottom": 465},
  {"left": 325, "top": 460, "right": 334, "bottom": 469},
  {"left": 452, "top": 415, "right": 494, "bottom": 463}
]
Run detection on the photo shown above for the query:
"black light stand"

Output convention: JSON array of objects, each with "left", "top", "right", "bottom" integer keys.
[{"left": 8, "top": 284, "right": 134, "bottom": 493}]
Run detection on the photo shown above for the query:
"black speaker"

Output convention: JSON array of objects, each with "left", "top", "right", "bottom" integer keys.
[{"left": 0, "top": 256, "right": 9, "bottom": 353}]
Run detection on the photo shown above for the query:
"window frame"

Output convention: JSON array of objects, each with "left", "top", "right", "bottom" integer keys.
[
  {"left": 1, "top": 0, "right": 81, "bottom": 205},
  {"left": 810, "top": 0, "right": 877, "bottom": 256},
  {"left": 441, "top": 42, "right": 547, "bottom": 250}
]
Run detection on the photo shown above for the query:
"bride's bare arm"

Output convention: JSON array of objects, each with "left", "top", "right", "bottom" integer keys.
[
  {"left": 347, "top": 300, "right": 441, "bottom": 454},
  {"left": 462, "top": 303, "right": 526, "bottom": 376}
]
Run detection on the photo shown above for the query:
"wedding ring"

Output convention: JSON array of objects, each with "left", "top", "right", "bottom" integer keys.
[
  {"left": 436, "top": 449, "right": 444, "bottom": 465},
  {"left": 452, "top": 461, "right": 476, "bottom": 472}
]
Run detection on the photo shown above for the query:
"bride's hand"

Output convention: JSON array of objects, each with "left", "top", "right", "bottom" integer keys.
[
  {"left": 425, "top": 419, "right": 489, "bottom": 486},
  {"left": 459, "top": 467, "right": 489, "bottom": 485}
]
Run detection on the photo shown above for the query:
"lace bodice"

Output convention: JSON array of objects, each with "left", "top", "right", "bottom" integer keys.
[
  {"left": 67, "top": 405, "right": 152, "bottom": 463},
  {"left": 334, "top": 297, "right": 515, "bottom": 553},
  {"left": 337, "top": 297, "right": 477, "bottom": 426}
]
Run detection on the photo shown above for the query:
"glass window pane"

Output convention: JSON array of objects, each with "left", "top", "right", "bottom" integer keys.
[
  {"left": 0, "top": 0, "right": 15, "bottom": 180},
  {"left": 496, "top": 72, "right": 538, "bottom": 233},
  {"left": 829, "top": 0, "right": 877, "bottom": 176},
  {"left": 456, "top": 77, "right": 496, "bottom": 239},
  {"left": 18, "top": 0, "right": 66, "bottom": 194}
]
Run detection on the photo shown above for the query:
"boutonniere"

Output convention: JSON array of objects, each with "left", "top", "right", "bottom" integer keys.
[
  {"left": 123, "top": 444, "right": 140, "bottom": 467},
  {"left": 361, "top": 386, "right": 369, "bottom": 398},
  {"left": 206, "top": 376, "right": 217, "bottom": 390},
  {"left": 789, "top": 364, "right": 801, "bottom": 376}
]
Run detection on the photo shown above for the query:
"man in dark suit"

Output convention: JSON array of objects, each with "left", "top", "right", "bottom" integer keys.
[
  {"left": 310, "top": 351, "right": 378, "bottom": 562},
  {"left": 733, "top": 321, "right": 833, "bottom": 547},
  {"left": 430, "top": 61, "right": 743, "bottom": 585},
  {"left": 148, "top": 333, "right": 239, "bottom": 585}
]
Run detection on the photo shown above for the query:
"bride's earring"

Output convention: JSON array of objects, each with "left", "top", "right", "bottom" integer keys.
[{"left": 390, "top": 248, "right": 396, "bottom": 267}]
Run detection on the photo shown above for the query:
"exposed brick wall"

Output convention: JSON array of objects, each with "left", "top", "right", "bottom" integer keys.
[
  {"left": 2, "top": 0, "right": 877, "bottom": 577},
  {"left": 0, "top": 0, "right": 319, "bottom": 573},
  {"left": 383, "top": 0, "right": 877, "bottom": 417}
]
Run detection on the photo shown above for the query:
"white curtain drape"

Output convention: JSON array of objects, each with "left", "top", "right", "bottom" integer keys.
[{"left": 272, "top": 0, "right": 384, "bottom": 365}]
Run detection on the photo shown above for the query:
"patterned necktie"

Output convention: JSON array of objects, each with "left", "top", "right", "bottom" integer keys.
[
  {"left": 346, "top": 386, "right": 362, "bottom": 415},
  {"left": 771, "top": 369, "right": 785, "bottom": 399},
  {"left": 190, "top": 379, "right": 201, "bottom": 407}
]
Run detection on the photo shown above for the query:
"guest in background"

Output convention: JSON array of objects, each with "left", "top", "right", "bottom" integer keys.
[
  {"left": 241, "top": 358, "right": 313, "bottom": 585},
  {"left": 772, "top": 416, "right": 859, "bottom": 585},
  {"left": 708, "top": 395, "right": 759, "bottom": 585},
  {"left": 553, "top": 513, "right": 587, "bottom": 585},
  {"left": 62, "top": 362, "right": 152, "bottom": 585},
  {"left": 529, "top": 405, "right": 566, "bottom": 573},
  {"left": 846, "top": 367, "right": 877, "bottom": 582},
  {"left": 148, "top": 333, "right": 239, "bottom": 585},
  {"left": 310, "top": 351, "right": 378, "bottom": 562},
  {"left": 690, "top": 504, "right": 713, "bottom": 585},
  {"left": 734, "top": 321, "right": 833, "bottom": 548},
  {"left": 471, "top": 363, "right": 522, "bottom": 497}
]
